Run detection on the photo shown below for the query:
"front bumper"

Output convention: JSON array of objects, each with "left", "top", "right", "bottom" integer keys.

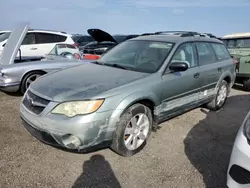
[
  {"left": 20, "top": 99, "right": 118, "bottom": 151},
  {"left": 0, "top": 82, "right": 20, "bottom": 92},
  {"left": 227, "top": 126, "right": 250, "bottom": 188}
]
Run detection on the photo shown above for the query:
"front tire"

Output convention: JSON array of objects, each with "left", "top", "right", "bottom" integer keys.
[
  {"left": 243, "top": 79, "right": 250, "bottom": 91},
  {"left": 206, "top": 80, "right": 229, "bottom": 111},
  {"left": 20, "top": 71, "right": 44, "bottom": 94},
  {"left": 110, "top": 103, "right": 153, "bottom": 157}
]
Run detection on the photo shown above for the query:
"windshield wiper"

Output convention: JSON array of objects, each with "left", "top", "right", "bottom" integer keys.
[
  {"left": 93, "top": 61, "right": 130, "bottom": 70},
  {"left": 104, "top": 63, "right": 130, "bottom": 70}
]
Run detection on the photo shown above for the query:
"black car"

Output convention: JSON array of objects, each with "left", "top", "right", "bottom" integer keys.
[
  {"left": 71, "top": 34, "right": 95, "bottom": 48},
  {"left": 81, "top": 29, "right": 139, "bottom": 55}
]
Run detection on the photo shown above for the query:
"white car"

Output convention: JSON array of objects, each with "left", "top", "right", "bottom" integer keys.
[
  {"left": 0, "top": 29, "right": 74, "bottom": 57},
  {"left": 227, "top": 110, "right": 250, "bottom": 187}
]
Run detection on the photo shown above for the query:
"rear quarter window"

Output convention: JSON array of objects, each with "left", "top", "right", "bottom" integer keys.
[{"left": 210, "top": 43, "right": 231, "bottom": 61}]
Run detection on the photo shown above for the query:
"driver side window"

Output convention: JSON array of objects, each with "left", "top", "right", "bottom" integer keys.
[{"left": 170, "top": 43, "right": 197, "bottom": 68}]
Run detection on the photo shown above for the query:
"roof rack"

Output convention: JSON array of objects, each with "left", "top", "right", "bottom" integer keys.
[{"left": 154, "top": 31, "right": 218, "bottom": 38}]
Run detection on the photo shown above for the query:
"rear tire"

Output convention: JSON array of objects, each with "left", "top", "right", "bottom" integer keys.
[
  {"left": 20, "top": 71, "right": 45, "bottom": 94},
  {"left": 110, "top": 103, "right": 153, "bottom": 157},
  {"left": 243, "top": 79, "right": 250, "bottom": 91},
  {"left": 206, "top": 80, "right": 229, "bottom": 111}
]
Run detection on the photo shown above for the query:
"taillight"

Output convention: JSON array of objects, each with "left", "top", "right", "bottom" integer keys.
[
  {"left": 72, "top": 43, "right": 79, "bottom": 47},
  {"left": 233, "top": 57, "right": 238, "bottom": 64},
  {"left": 73, "top": 53, "right": 81, "bottom": 59}
]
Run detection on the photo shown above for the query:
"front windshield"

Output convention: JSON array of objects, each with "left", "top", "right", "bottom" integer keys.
[{"left": 97, "top": 40, "right": 174, "bottom": 73}]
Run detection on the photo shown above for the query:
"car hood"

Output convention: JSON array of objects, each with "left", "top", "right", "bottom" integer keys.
[
  {"left": 0, "top": 22, "right": 29, "bottom": 65},
  {"left": 30, "top": 63, "right": 148, "bottom": 102},
  {"left": 87, "top": 29, "right": 117, "bottom": 43}
]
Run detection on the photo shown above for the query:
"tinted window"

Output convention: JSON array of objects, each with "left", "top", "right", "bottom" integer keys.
[
  {"left": 171, "top": 43, "right": 198, "bottom": 68},
  {"left": 35, "top": 32, "right": 67, "bottom": 44},
  {"left": 196, "top": 42, "right": 216, "bottom": 65},
  {"left": 0, "top": 32, "right": 11, "bottom": 42},
  {"left": 22, "top": 33, "right": 35, "bottom": 45},
  {"left": 97, "top": 40, "right": 174, "bottom": 73},
  {"left": 210, "top": 43, "right": 231, "bottom": 60}
]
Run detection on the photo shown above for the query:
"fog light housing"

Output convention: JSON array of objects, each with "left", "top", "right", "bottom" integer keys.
[{"left": 62, "top": 135, "right": 82, "bottom": 149}]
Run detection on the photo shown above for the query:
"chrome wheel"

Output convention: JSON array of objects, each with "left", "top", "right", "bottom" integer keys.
[
  {"left": 217, "top": 84, "right": 227, "bottom": 106},
  {"left": 124, "top": 113, "right": 150, "bottom": 150},
  {"left": 25, "top": 74, "right": 41, "bottom": 90}
]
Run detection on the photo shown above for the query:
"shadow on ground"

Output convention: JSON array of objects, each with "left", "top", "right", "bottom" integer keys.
[
  {"left": 184, "top": 94, "right": 250, "bottom": 188},
  {"left": 72, "top": 154, "right": 121, "bottom": 188}
]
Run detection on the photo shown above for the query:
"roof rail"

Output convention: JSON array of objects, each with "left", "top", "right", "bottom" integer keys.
[{"left": 28, "top": 29, "right": 67, "bottom": 34}]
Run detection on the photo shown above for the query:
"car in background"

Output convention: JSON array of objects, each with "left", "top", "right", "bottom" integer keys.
[
  {"left": 0, "top": 22, "right": 91, "bottom": 94},
  {"left": 227, "top": 110, "right": 250, "bottom": 187},
  {"left": 222, "top": 33, "right": 250, "bottom": 91},
  {"left": 71, "top": 34, "right": 95, "bottom": 49},
  {"left": 0, "top": 28, "right": 74, "bottom": 57},
  {"left": 81, "top": 28, "right": 139, "bottom": 56},
  {"left": 20, "top": 31, "right": 235, "bottom": 157}
]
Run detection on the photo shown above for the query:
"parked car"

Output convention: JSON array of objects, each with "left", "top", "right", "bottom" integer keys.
[
  {"left": 227, "top": 110, "right": 250, "bottom": 187},
  {"left": 222, "top": 33, "right": 250, "bottom": 90},
  {"left": 0, "top": 27, "right": 74, "bottom": 57},
  {"left": 71, "top": 34, "right": 95, "bottom": 48},
  {"left": 42, "top": 43, "right": 82, "bottom": 61},
  {"left": 0, "top": 22, "right": 90, "bottom": 94},
  {"left": 20, "top": 31, "right": 236, "bottom": 157},
  {"left": 81, "top": 28, "right": 139, "bottom": 55}
]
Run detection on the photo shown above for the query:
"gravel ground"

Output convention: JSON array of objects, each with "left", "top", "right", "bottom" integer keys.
[{"left": 0, "top": 87, "right": 249, "bottom": 188}]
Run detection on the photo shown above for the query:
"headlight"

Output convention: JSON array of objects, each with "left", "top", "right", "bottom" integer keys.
[
  {"left": 51, "top": 99, "right": 104, "bottom": 117},
  {"left": 243, "top": 113, "right": 250, "bottom": 140}
]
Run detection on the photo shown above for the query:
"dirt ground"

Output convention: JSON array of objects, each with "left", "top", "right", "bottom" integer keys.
[{"left": 0, "top": 87, "right": 249, "bottom": 188}]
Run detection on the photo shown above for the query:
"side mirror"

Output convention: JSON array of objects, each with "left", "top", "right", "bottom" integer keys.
[{"left": 169, "top": 61, "right": 189, "bottom": 72}]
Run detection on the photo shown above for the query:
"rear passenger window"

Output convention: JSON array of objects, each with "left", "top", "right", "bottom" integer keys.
[
  {"left": 22, "top": 33, "right": 35, "bottom": 45},
  {"left": 35, "top": 33, "right": 67, "bottom": 44},
  {"left": 196, "top": 42, "right": 216, "bottom": 66},
  {"left": 210, "top": 43, "right": 231, "bottom": 61}
]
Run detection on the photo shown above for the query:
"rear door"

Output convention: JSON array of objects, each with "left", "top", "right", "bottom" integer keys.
[
  {"left": 20, "top": 32, "right": 67, "bottom": 56},
  {"left": 195, "top": 42, "right": 223, "bottom": 96},
  {"left": 160, "top": 42, "right": 203, "bottom": 117}
]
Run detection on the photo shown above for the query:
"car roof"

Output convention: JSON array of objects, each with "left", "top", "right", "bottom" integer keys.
[
  {"left": 131, "top": 34, "right": 223, "bottom": 44},
  {"left": 222, "top": 32, "right": 250, "bottom": 39},
  {"left": 27, "top": 29, "right": 71, "bottom": 36}
]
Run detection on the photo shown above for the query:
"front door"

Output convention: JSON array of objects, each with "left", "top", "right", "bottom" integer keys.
[{"left": 159, "top": 42, "right": 203, "bottom": 118}]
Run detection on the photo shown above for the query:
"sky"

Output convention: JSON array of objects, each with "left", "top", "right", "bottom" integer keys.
[{"left": 1, "top": 0, "right": 250, "bottom": 37}]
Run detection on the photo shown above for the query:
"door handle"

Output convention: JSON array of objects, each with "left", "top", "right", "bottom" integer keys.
[
  {"left": 193, "top": 73, "right": 200, "bottom": 79},
  {"left": 218, "top": 67, "right": 222, "bottom": 72},
  {"left": 30, "top": 47, "right": 37, "bottom": 50}
]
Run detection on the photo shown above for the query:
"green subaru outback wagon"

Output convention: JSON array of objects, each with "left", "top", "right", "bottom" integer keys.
[{"left": 20, "top": 31, "right": 236, "bottom": 157}]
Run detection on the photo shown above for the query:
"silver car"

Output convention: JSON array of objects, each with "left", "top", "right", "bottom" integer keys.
[
  {"left": 0, "top": 22, "right": 90, "bottom": 94},
  {"left": 20, "top": 32, "right": 235, "bottom": 157},
  {"left": 227, "top": 111, "right": 250, "bottom": 187}
]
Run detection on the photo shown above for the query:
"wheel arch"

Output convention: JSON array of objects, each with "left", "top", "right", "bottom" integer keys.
[{"left": 109, "top": 92, "right": 159, "bottom": 128}]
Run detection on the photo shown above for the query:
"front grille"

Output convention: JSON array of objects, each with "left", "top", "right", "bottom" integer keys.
[
  {"left": 23, "top": 90, "right": 50, "bottom": 115},
  {"left": 229, "top": 164, "right": 250, "bottom": 184}
]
